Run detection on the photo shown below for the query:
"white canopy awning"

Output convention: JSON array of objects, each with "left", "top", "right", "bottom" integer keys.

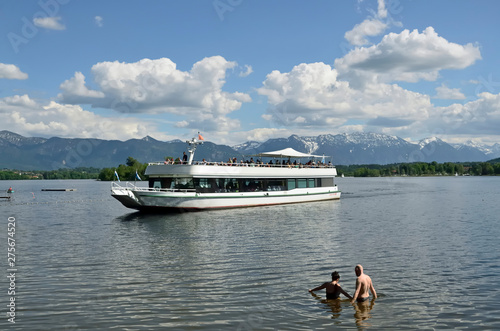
[{"left": 253, "top": 148, "right": 324, "bottom": 158}]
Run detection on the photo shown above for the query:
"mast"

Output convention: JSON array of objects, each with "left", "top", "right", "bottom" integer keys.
[{"left": 185, "top": 135, "right": 203, "bottom": 165}]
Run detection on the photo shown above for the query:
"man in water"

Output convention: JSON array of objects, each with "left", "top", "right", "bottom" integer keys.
[
  {"left": 309, "top": 271, "right": 353, "bottom": 300},
  {"left": 351, "top": 264, "right": 377, "bottom": 303}
]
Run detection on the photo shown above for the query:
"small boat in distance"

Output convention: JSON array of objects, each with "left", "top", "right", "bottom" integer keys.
[{"left": 112, "top": 135, "right": 341, "bottom": 212}]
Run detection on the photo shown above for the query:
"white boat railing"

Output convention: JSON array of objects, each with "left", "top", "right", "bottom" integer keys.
[
  {"left": 147, "top": 161, "right": 335, "bottom": 168},
  {"left": 111, "top": 181, "right": 195, "bottom": 193}
]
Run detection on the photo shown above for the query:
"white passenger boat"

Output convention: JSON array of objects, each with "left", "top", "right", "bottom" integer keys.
[{"left": 112, "top": 136, "right": 341, "bottom": 211}]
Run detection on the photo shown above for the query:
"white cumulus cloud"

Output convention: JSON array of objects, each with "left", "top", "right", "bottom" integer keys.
[
  {"left": 0, "top": 63, "right": 28, "bottom": 80},
  {"left": 257, "top": 62, "right": 431, "bottom": 129},
  {"left": 370, "top": 91, "right": 500, "bottom": 140},
  {"left": 0, "top": 95, "right": 156, "bottom": 140},
  {"left": 434, "top": 84, "right": 466, "bottom": 100},
  {"left": 239, "top": 65, "right": 253, "bottom": 77},
  {"left": 33, "top": 16, "right": 66, "bottom": 30},
  {"left": 431, "top": 92, "right": 500, "bottom": 135},
  {"left": 344, "top": 0, "right": 390, "bottom": 46},
  {"left": 344, "top": 18, "right": 387, "bottom": 46},
  {"left": 59, "top": 72, "right": 105, "bottom": 103},
  {"left": 58, "top": 56, "right": 251, "bottom": 132},
  {"left": 377, "top": 0, "right": 388, "bottom": 18},
  {"left": 336, "top": 27, "right": 482, "bottom": 87}
]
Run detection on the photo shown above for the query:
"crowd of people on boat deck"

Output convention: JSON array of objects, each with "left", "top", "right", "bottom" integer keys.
[{"left": 161, "top": 153, "right": 334, "bottom": 168}]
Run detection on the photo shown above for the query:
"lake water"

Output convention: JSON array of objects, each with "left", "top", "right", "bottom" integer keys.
[{"left": 1, "top": 176, "right": 499, "bottom": 330}]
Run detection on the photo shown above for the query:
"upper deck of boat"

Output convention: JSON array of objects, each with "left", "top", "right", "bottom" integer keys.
[{"left": 145, "top": 160, "right": 338, "bottom": 178}]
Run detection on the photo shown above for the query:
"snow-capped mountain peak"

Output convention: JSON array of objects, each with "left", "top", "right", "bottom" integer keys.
[{"left": 418, "top": 137, "right": 445, "bottom": 148}]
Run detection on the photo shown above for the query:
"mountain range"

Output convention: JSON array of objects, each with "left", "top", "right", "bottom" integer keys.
[
  {"left": 1, "top": 130, "right": 499, "bottom": 170},
  {"left": 234, "top": 133, "right": 500, "bottom": 164}
]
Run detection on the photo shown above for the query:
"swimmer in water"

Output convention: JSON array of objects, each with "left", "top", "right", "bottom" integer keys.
[
  {"left": 351, "top": 264, "right": 377, "bottom": 304},
  {"left": 309, "top": 271, "right": 353, "bottom": 300}
]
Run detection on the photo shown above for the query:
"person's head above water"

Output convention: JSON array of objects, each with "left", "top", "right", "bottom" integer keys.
[
  {"left": 331, "top": 271, "right": 340, "bottom": 281},
  {"left": 355, "top": 264, "right": 364, "bottom": 277}
]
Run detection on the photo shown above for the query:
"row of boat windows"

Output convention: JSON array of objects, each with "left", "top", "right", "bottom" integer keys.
[{"left": 149, "top": 177, "right": 334, "bottom": 192}]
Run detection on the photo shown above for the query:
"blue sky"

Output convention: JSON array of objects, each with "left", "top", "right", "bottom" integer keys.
[{"left": 1, "top": 0, "right": 500, "bottom": 145}]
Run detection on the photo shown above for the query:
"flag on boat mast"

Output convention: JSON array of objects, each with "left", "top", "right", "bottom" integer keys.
[
  {"left": 135, "top": 170, "right": 142, "bottom": 181},
  {"left": 114, "top": 170, "right": 120, "bottom": 182},
  {"left": 198, "top": 132, "right": 204, "bottom": 141}
]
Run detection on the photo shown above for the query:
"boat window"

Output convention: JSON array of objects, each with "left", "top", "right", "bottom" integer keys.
[
  {"left": 297, "top": 179, "right": 307, "bottom": 188},
  {"left": 198, "top": 178, "right": 211, "bottom": 188},
  {"left": 321, "top": 177, "right": 334, "bottom": 187},
  {"left": 308, "top": 178, "right": 315, "bottom": 188},
  {"left": 162, "top": 178, "right": 172, "bottom": 189},
  {"left": 242, "top": 179, "right": 263, "bottom": 192},
  {"left": 221, "top": 178, "right": 239, "bottom": 192},
  {"left": 149, "top": 179, "right": 173, "bottom": 189},
  {"left": 228, "top": 179, "right": 239, "bottom": 192},
  {"left": 173, "top": 178, "right": 194, "bottom": 189},
  {"left": 150, "top": 180, "right": 161, "bottom": 189},
  {"left": 193, "top": 178, "right": 215, "bottom": 193},
  {"left": 267, "top": 179, "right": 286, "bottom": 191},
  {"left": 287, "top": 179, "right": 296, "bottom": 190}
]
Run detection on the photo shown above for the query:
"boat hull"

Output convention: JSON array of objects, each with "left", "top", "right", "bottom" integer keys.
[
  {"left": 111, "top": 186, "right": 142, "bottom": 209},
  {"left": 113, "top": 186, "right": 340, "bottom": 212}
]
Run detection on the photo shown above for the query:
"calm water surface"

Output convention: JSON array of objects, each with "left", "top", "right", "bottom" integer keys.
[{"left": 1, "top": 177, "right": 499, "bottom": 330}]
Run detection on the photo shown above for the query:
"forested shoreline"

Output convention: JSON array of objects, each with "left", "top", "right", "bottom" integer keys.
[
  {"left": 337, "top": 161, "right": 500, "bottom": 177},
  {"left": 0, "top": 167, "right": 101, "bottom": 180}
]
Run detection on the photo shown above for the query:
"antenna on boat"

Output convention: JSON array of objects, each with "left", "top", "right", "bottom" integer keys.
[{"left": 185, "top": 132, "right": 204, "bottom": 165}]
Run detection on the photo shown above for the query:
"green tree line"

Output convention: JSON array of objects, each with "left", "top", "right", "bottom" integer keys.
[
  {"left": 0, "top": 167, "right": 100, "bottom": 180},
  {"left": 337, "top": 161, "right": 500, "bottom": 177},
  {"left": 98, "top": 157, "right": 148, "bottom": 181}
]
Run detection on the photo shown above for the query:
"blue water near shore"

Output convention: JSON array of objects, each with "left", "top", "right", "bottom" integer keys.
[{"left": 1, "top": 176, "right": 499, "bottom": 330}]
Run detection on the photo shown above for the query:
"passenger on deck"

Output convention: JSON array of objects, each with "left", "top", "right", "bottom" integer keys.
[{"left": 182, "top": 152, "right": 188, "bottom": 164}]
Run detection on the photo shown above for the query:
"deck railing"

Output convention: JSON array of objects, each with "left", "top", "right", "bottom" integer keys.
[
  {"left": 147, "top": 161, "right": 335, "bottom": 168},
  {"left": 112, "top": 181, "right": 195, "bottom": 193}
]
